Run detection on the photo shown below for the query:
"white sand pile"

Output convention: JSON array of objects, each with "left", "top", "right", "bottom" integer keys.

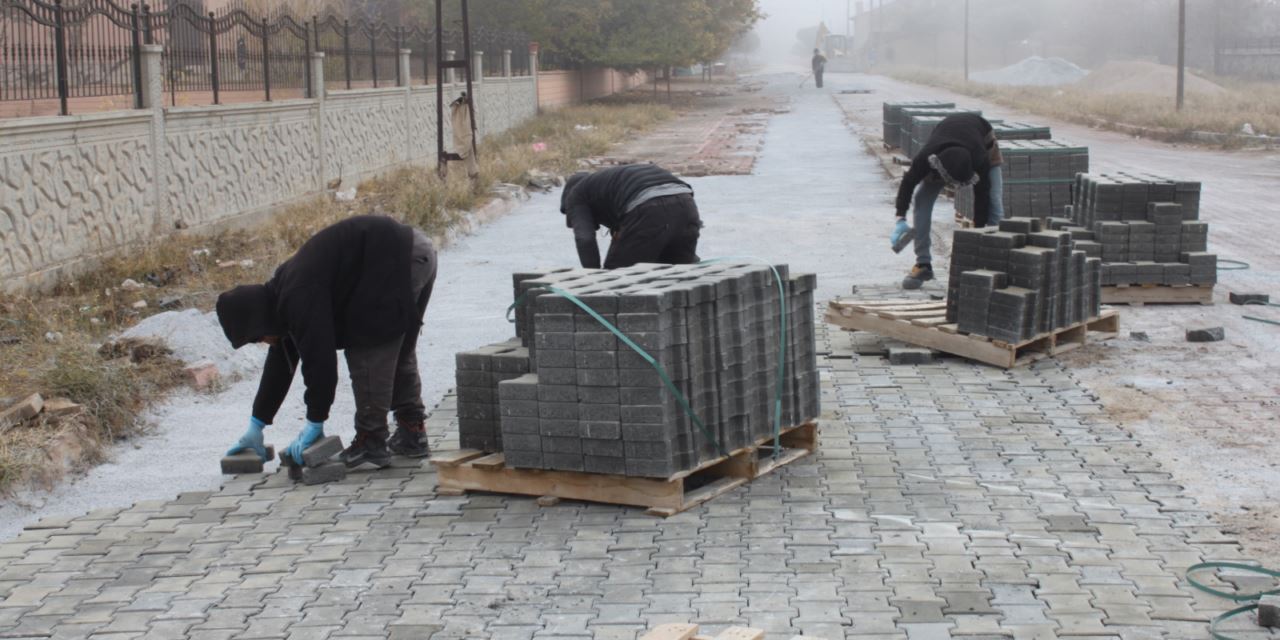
[
  {"left": 972, "top": 56, "right": 1089, "bottom": 86},
  {"left": 1076, "top": 60, "right": 1227, "bottom": 96},
  {"left": 119, "top": 309, "right": 266, "bottom": 379}
]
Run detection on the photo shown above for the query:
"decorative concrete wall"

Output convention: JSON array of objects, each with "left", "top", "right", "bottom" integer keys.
[
  {"left": 0, "top": 74, "right": 537, "bottom": 292},
  {"left": 537, "top": 68, "right": 650, "bottom": 110}
]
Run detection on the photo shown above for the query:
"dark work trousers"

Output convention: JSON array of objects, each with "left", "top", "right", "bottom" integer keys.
[
  {"left": 344, "top": 229, "right": 437, "bottom": 444},
  {"left": 602, "top": 194, "right": 702, "bottom": 270},
  {"left": 814, "top": 69, "right": 824, "bottom": 88}
]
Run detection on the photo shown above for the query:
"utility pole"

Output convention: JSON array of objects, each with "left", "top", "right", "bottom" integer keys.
[
  {"left": 964, "top": 0, "right": 970, "bottom": 81},
  {"left": 1176, "top": 0, "right": 1186, "bottom": 111}
]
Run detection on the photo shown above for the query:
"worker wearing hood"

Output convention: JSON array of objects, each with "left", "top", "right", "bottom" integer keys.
[
  {"left": 216, "top": 215, "right": 437, "bottom": 470},
  {"left": 892, "top": 113, "right": 1005, "bottom": 289}
]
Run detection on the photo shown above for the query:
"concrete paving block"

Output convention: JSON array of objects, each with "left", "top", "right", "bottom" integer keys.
[
  {"left": 1229, "top": 292, "right": 1269, "bottom": 305},
  {"left": 1257, "top": 594, "right": 1280, "bottom": 627},
  {"left": 888, "top": 348, "right": 934, "bottom": 366},
  {"left": 301, "top": 436, "right": 344, "bottom": 468},
  {"left": 220, "top": 452, "right": 266, "bottom": 475},
  {"left": 301, "top": 461, "right": 347, "bottom": 485},
  {"left": 1186, "top": 327, "right": 1225, "bottom": 343}
]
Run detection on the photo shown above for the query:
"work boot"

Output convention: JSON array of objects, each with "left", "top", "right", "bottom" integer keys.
[
  {"left": 339, "top": 432, "right": 391, "bottom": 469},
  {"left": 389, "top": 421, "right": 430, "bottom": 458},
  {"left": 901, "top": 264, "right": 934, "bottom": 290}
]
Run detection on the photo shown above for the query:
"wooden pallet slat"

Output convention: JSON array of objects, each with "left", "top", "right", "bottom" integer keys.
[
  {"left": 827, "top": 299, "right": 1119, "bottom": 369},
  {"left": 431, "top": 422, "right": 818, "bottom": 517}
]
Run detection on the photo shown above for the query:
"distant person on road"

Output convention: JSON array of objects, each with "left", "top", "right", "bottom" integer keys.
[
  {"left": 892, "top": 113, "right": 1005, "bottom": 289},
  {"left": 560, "top": 163, "right": 702, "bottom": 270},
  {"left": 216, "top": 215, "right": 438, "bottom": 471},
  {"left": 811, "top": 48, "right": 828, "bottom": 88}
]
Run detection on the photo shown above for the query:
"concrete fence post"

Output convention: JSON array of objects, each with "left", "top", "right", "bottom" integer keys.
[
  {"left": 529, "top": 42, "right": 540, "bottom": 113},
  {"left": 446, "top": 49, "right": 456, "bottom": 84},
  {"left": 473, "top": 50, "right": 484, "bottom": 84},
  {"left": 310, "top": 52, "right": 326, "bottom": 102},
  {"left": 311, "top": 52, "right": 328, "bottom": 193},
  {"left": 397, "top": 49, "right": 411, "bottom": 87},
  {"left": 502, "top": 49, "right": 512, "bottom": 78},
  {"left": 140, "top": 44, "right": 164, "bottom": 110}
]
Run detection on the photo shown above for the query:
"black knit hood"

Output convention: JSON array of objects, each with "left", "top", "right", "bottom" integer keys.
[
  {"left": 929, "top": 147, "right": 978, "bottom": 188},
  {"left": 216, "top": 284, "right": 280, "bottom": 349},
  {"left": 560, "top": 172, "right": 590, "bottom": 214}
]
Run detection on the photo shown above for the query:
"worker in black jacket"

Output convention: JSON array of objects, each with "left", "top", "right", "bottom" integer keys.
[
  {"left": 892, "top": 113, "right": 1005, "bottom": 289},
  {"left": 216, "top": 215, "right": 438, "bottom": 470},
  {"left": 560, "top": 164, "right": 702, "bottom": 269},
  {"left": 811, "top": 48, "right": 828, "bottom": 88}
]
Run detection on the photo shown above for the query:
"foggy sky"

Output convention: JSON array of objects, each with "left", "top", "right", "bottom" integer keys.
[{"left": 755, "top": 0, "right": 856, "bottom": 68}]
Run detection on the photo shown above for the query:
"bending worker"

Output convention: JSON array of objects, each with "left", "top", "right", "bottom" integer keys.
[
  {"left": 216, "top": 215, "right": 437, "bottom": 470},
  {"left": 892, "top": 113, "right": 1004, "bottom": 289},
  {"left": 561, "top": 163, "right": 702, "bottom": 269}
]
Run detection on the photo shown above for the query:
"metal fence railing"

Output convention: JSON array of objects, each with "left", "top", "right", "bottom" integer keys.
[{"left": 0, "top": 0, "right": 531, "bottom": 117}]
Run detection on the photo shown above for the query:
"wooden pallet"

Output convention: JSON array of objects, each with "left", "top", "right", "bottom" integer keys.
[
  {"left": 825, "top": 299, "right": 1120, "bottom": 369},
  {"left": 1102, "top": 284, "right": 1214, "bottom": 306},
  {"left": 643, "top": 623, "right": 798, "bottom": 640},
  {"left": 430, "top": 422, "right": 817, "bottom": 517}
]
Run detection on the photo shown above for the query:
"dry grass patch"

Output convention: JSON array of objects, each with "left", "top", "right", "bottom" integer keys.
[
  {"left": 888, "top": 67, "right": 1280, "bottom": 143},
  {"left": 0, "top": 100, "right": 673, "bottom": 495}
]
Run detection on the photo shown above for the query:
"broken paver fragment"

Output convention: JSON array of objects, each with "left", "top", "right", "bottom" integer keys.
[
  {"left": 0, "top": 393, "right": 44, "bottom": 432},
  {"left": 1229, "top": 292, "right": 1270, "bottom": 305},
  {"left": 43, "top": 397, "right": 83, "bottom": 417},
  {"left": 1185, "top": 327, "right": 1225, "bottom": 343},
  {"left": 184, "top": 361, "right": 220, "bottom": 390}
]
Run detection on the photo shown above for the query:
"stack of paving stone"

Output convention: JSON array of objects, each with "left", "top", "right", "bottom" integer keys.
[
  {"left": 946, "top": 217, "right": 1102, "bottom": 342},
  {"left": 957, "top": 140, "right": 1090, "bottom": 222},
  {"left": 900, "top": 109, "right": 985, "bottom": 157},
  {"left": 1068, "top": 173, "right": 1214, "bottom": 286},
  {"left": 992, "top": 121, "right": 1052, "bottom": 141},
  {"left": 882, "top": 100, "right": 954, "bottom": 149},
  {"left": 455, "top": 263, "right": 821, "bottom": 479},
  {"left": 455, "top": 340, "right": 532, "bottom": 452}
]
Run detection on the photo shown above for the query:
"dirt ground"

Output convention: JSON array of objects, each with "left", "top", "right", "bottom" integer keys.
[{"left": 832, "top": 72, "right": 1280, "bottom": 561}]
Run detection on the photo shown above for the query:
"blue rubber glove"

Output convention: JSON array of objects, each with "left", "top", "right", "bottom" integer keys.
[
  {"left": 226, "top": 417, "right": 268, "bottom": 461},
  {"left": 284, "top": 420, "right": 325, "bottom": 466},
  {"left": 890, "top": 218, "right": 910, "bottom": 247}
]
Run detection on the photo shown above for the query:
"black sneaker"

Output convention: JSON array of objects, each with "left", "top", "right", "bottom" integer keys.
[
  {"left": 339, "top": 433, "right": 391, "bottom": 469},
  {"left": 901, "top": 264, "right": 935, "bottom": 290},
  {"left": 389, "top": 422, "right": 430, "bottom": 458}
]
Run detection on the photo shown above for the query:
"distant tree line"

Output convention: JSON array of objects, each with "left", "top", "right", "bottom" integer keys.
[{"left": 430, "top": 0, "right": 763, "bottom": 71}]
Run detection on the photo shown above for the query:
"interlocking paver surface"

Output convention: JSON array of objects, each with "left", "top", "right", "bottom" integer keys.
[
  {"left": 1, "top": 309, "right": 1274, "bottom": 639},
  {"left": 4, "top": 73, "right": 1278, "bottom": 640}
]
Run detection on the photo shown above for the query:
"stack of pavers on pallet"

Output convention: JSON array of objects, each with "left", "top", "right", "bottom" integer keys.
[
  {"left": 1068, "top": 172, "right": 1214, "bottom": 287},
  {"left": 455, "top": 341, "right": 532, "bottom": 452},
  {"left": 901, "top": 109, "right": 984, "bottom": 158},
  {"left": 992, "top": 121, "right": 1053, "bottom": 142},
  {"left": 455, "top": 262, "right": 820, "bottom": 479},
  {"left": 947, "top": 217, "right": 1103, "bottom": 343},
  {"left": 963, "top": 140, "right": 1090, "bottom": 221},
  {"left": 883, "top": 100, "right": 954, "bottom": 149}
]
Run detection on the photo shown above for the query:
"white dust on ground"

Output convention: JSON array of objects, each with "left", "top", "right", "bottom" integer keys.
[
  {"left": 0, "top": 73, "right": 898, "bottom": 540},
  {"left": 121, "top": 309, "right": 266, "bottom": 379},
  {"left": 972, "top": 56, "right": 1089, "bottom": 87}
]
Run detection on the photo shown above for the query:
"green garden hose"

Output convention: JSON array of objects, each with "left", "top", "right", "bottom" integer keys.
[{"left": 1186, "top": 562, "right": 1280, "bottom": 640}]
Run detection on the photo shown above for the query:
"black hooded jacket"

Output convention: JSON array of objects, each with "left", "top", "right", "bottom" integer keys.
[
  {"left": 560, "top": 164, "right": 691, "bottom": 268},
  {"left": 895, "top": 113, "right": 996, "bottom": 226},
  {"left": 216, "top": 215, "right": 416, "bottom": 424}
]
